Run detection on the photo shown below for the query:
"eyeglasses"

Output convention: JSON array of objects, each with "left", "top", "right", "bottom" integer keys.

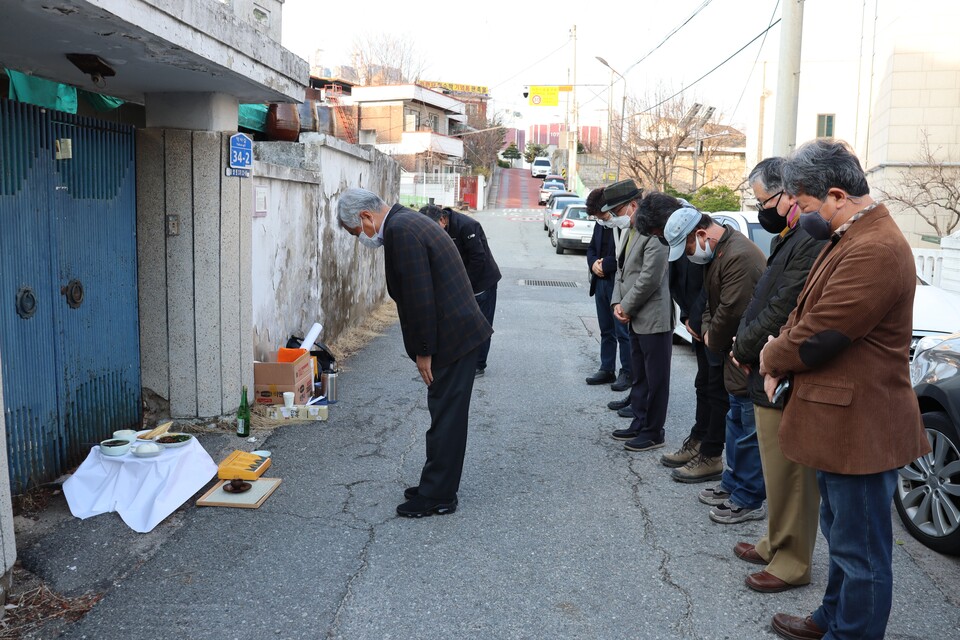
[{"left": 755, "top": 191, "right": 784, "bottom": 212}]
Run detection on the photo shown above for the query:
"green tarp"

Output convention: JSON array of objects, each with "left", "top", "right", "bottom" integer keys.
[
  {"left": 239, "top": 103, "right": 268, "bottom": 132},
  {"left": 6, "top": 69, "right": 78, "bottom": 113}
]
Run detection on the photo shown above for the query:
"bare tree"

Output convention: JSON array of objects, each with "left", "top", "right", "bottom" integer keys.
[
  {"left": 879, "top": 132, "right": 960, "bottom": 237},
  {"left": 460, "top": 111, "right": 507, "bottom": 179},
  {"left": 607, "top": 91, "right": 742, "bottom": 193},
  {"left": 350, "top": 33, "right": 427, "bottom": 85}
]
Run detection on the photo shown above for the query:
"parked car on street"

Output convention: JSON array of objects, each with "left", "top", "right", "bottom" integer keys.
[
  {"left": 897, "top": 330, "right": 960, "bottom": 554},
  {"left": 544, "top": 194, "right": 584, "bottom": 234},
  {"left": 911, "top": 276, "right": 960, "bottom": 359},
  {"left": 710, "top": 210, "right": 779, "bottom": 256},
  {"left": 539, "top": 181, "right": 566, "bottom": 206},
  {"left": 552, "top": 204, "right": 595, "bottom": 254},
  {"left": 531, "top": 157, "right": 552, "bottom": 178},
  {"left": 543, "top": 173, "right": 566, "bottom": 186}
]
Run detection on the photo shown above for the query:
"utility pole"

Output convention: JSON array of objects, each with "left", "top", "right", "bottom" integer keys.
[
  {"left": 772, "top": 0, "right": 804, "bottom": 156},
  {"left": 569, "top": 24, "right": 579, "bottom": 191}
]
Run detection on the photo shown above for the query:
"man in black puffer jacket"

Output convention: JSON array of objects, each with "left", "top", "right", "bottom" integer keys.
[{"left": 728, "top": 157, "right": 827, "bottom": 594}]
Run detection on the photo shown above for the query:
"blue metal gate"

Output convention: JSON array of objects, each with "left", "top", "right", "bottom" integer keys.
[{"left": 0, "top": 99, "right": 141, "bottom": 494}]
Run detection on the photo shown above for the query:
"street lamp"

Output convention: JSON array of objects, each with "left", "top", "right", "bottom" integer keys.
[{"left": 596, "top": 56, "right": 626, "bottom": 181}]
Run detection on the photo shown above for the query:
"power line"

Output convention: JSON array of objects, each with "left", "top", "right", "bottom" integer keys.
[
  {"left": 629, "top": 17, "right": 782, "bottom": 118},
  {"left": 623, "top": 0, "right": 715, "bottom": 76},
  {"left": 726, "top": 0, "right": 781, "bottom": 125}
]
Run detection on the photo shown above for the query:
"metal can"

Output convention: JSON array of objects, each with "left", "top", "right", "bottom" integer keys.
[{"left": 321, "top": 371, "right": 338, "bottom": 403}]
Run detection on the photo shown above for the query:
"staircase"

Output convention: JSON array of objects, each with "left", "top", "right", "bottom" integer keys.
[{"left": 324, "top": 84, "right": 357, "bottom": 144}]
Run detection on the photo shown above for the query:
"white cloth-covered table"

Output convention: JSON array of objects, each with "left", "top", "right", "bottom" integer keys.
[{"left": 63, "top": 438, "right": 217, "bottom": 533}]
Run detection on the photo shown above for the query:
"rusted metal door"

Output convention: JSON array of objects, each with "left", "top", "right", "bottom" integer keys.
[{"left": 0, "top": 99, "right": 141, "bottom": 493}]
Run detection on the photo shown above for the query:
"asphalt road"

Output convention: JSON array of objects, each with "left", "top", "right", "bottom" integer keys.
[{"left": 23, "top": 182, "right": 960, "bottom": 639}]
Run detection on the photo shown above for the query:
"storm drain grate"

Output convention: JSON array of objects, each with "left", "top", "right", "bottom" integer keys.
[{"left": 518, "top": 279, "right": 579, "bottom": 288}]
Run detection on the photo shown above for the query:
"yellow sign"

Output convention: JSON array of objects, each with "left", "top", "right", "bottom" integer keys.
[
  {"left": 420, "top": 81, "right": 489, "bottom": 95},
  {"left": 528, "top": 85, "right": 559, "bottom": 107}
]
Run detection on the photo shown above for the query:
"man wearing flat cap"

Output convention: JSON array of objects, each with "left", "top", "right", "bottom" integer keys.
[{"left": 605, "top": 180, "right": 675, "bottom": 452}]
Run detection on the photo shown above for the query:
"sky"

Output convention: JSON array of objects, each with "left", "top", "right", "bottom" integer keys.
[{"left": 281, "top": 0, "right": 787, "bottom": 134}]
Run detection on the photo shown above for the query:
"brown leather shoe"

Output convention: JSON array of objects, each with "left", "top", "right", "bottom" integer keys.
[
  {"left": 746, "top": 570, "right": 802, "bottom": 593},
  {"left": 733, "top": 541, "right": 767, "bottom": 565},
  {"left": 771, "top": 613, "right": 824, "bottom": 640}
]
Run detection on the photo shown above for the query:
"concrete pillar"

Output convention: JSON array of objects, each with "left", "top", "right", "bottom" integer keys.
[
  {"left": 137, "top": 129, "right": 253, "bottom": 418},
  {"left": 0, "top": 348, "right": 17, "bottom": 601},
  {"left": 772, "top": 0, "right": 804, "bottom": 156},
  {"left": 144, "top": 92, "right": 240, "bottom": 132}
]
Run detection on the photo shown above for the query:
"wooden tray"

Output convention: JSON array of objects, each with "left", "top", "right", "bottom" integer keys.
[{"left": 196, "top": 477, "right": 281, "bottom": 509}]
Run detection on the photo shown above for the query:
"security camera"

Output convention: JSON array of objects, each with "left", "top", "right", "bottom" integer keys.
[{"left": 522, "top": 86, "right": 529, "bottom": 99}]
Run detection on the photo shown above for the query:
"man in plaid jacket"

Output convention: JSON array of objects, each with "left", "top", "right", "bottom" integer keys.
[{"left": 337, "top": 188, "right": 492, "bottom": 518}]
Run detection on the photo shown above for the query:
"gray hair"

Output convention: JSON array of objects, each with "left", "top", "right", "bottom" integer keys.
[
  {"left": 337, "top": 188, "right": 386, "bottom": 228},
  {"left": 782, "top": 140, "right": 869, "bottom": 199},
  {"left": 748, "top": 157, "right": 787, "bottom": 193}
]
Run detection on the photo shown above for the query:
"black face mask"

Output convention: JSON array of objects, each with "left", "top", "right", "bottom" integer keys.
[{"left": 758, "top": 206, "right": 787, "bottom": 234}]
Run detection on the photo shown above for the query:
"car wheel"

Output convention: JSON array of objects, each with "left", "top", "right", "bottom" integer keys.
[
  {"left": 555, "top": 241, "right": 564, "bottom": 255},
  {"left": 894, "top": 411, "right": 960, "bottom": 555},
  {"left": 549, "top": 230, "right": 557, "bottom": 247},
  {"left": 543, "top": 221, "right": 548, "bottom": 231}
]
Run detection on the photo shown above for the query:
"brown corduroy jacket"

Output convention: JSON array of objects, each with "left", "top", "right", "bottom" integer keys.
[{"left": 762, "top": 204, "right": 930, "bottom": 474}]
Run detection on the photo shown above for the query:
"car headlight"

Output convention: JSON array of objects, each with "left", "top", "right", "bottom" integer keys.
[{"left": 914, "top": 335, "right": 945, "bottom": 357}]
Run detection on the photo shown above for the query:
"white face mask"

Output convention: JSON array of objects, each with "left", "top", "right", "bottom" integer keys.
[
  {"left": 609, "top": 215, "right": 633, "bottom": 230},
  {"left": 358, "top": 216, "right": 383, "bottom": 249},
  {"left": 687, "top": 234, "right": 715, "bottom": 265}
]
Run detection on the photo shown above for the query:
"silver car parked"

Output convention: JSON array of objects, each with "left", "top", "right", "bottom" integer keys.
[{"left": 552, "top": 204, "right": 595, "bottom": 254}]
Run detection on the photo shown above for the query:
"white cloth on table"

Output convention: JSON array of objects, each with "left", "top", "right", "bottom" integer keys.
[{"left": 63, "top": 438, "right": 217, "bottom": 533}]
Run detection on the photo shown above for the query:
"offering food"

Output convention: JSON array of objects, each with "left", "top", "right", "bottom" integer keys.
[
  {"left": 99, "top": 439, "right": 131, "bottom": 456},
  {"left": 155, "top": 433, "right": 193, "bottom": 448},
  {"left": 132, "top": 442, "right": 162, "bottom": 458},
  {"left": 140, "top": 421, "right": 174, "bottom": 440}
]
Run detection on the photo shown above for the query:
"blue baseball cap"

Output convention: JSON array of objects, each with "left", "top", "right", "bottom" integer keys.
[{"left": 664, "top": 207, "right": 704, "bottom": 261}]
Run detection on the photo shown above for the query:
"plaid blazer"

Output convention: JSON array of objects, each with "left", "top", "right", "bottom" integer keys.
[{"left": 383, "top": 205, "right": 492, "bottom": 369}]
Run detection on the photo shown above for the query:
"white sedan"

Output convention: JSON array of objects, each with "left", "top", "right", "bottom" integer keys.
[{"left": 552, "top": 205, "right": 595, "bottom": 254}]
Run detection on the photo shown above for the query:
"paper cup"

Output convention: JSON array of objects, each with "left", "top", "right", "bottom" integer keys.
[{"left": 283, "top": 392, "right": 295, "bottom": 409}]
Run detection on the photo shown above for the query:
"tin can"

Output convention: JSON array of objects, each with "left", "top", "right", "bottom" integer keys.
[{"left": 321, "top": 371, "right": 338, "bottom": 403}]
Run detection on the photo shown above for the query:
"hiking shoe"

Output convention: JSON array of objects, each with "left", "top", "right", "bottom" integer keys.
[
  {"left": 610, "top": 369, "right": 631, "bottom": 392},
  {"left": 671, "top": 453, "right": 723, "bottom": 483},
  {"left": 660, "top": 437, "right": 701, "bottom": 468},
  {"left": 698, "top": 484, "right": 731, "bottom": 506},
  {"left": 709, "top": 500, "right": 767, "bottom": 524}
]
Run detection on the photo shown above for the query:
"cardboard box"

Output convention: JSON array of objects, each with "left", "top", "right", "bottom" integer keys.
[{"left": 254, "top": 351, "right": 313, "bottom": 405}]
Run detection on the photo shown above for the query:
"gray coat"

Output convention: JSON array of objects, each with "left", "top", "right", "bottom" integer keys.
[{"left": 611, "top": 229, "right": 674, "bottom": 334}]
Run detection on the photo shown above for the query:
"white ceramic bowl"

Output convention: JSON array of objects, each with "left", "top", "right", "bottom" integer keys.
[
  {"left": 132, "top": 442, "right": 162, "bottom": 458},
  {"left": 99, "top": 439, "right": 131, "bottom": 456},
  {"left": 112, "top": 429, "right": 138, "bottom": 441}
]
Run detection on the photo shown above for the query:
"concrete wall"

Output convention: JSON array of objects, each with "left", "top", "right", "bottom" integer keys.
[
  {"left": 137, "top": 129, "right": 253, "bottom": 418},
  {"left": 0, "top": 347, "right": 16, "bottom": 593},
  {"left": 250, "top": 134, "right": 400, "bottom": 360}
]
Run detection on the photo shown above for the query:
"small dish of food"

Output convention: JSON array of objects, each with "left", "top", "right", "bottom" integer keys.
[
  {"left": 99, "top": 439, "right": 131, "bottom": 457},
  {"left": 155, "top": 433, "right": 193, "bottom": 448},
  {"left": 132, "top": 442, "right": 162, "bottom": 458},
  {"left": 112, "top": 429, "right": 138, "bottom": 441}
]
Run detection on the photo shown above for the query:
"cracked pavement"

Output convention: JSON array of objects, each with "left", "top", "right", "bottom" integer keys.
[{"left": 21, "top": 209, "right": 960, "bottom": 639}]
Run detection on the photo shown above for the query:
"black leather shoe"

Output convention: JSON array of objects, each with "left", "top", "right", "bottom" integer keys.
[
  {"left": 396, "top": 495, "right": 458, "bottom": 518},
  {"left": 608, "top": 395, "right": 630, "bottom": 411},
  {"left": 611, "top": 427, "right": 640, "bottom": 441},
  {"left": 585, "top": 370, "right": 616, "bottom": 385},
  {"left": 623, "top": 437, "right": 665, "bottom": 452},
  {"left": 610, "top": 369, "right": 631, "bottom": 392},
  {"left": 404, "top": 486, "right": 419, "bottom": 499},
  {"left": 617, "top": 406, "right": 635, "bottom": 418}
]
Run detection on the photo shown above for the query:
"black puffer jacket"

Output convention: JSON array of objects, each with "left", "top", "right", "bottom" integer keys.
[{"left": 732, "top": 224, "right": 826, "bottom": 408}]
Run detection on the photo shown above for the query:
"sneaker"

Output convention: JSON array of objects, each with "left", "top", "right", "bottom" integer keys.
[
  {"left": 610, "top": 369, "right": 631, "bottom": 392},
  {"left": 608, "top": 395, "right": 631, "bottom": 411},
  {"left": 660, "top": 437, "right": 700, "bottom": 468},
  {"left": 698, "top": 484, "right": 731, "bottom": 506},
  {"left": 709, "top": 500, "right": 767, "bottom": 524},
  {"left": 671, "top": 453, "right": 724, "bottom": 484},
  {"left": 623, "top": 436, "right": 665, "bottom": 452},
  {"left": 586, "top": 370, "right": 616, "bottom": 385},
  {"left": 617, "top": 406, "right": 635, "bottom": 418},
  {"left": 610, "top": 427, "right": 640, "bottom": 441}
]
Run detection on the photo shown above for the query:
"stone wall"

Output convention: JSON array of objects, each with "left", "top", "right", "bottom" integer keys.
[{"left": 251, "top": 134, "right": 400, "bottom": 360}]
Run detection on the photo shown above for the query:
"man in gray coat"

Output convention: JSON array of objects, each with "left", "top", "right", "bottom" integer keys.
[{"left": 605, "top": 180, "right": 675, "bottom": 451}]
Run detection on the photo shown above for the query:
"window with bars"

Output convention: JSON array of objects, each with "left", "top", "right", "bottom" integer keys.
[{"left": 817, "top": 114, "right": 835, "bottom": 138}]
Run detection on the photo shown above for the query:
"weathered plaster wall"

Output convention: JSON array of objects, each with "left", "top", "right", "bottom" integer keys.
[
  {"left": 0, "top": 347, "right": 16, "bottom": 584},
  {"left": 251, "top": 134, "right": 400, "bottom": 360}
]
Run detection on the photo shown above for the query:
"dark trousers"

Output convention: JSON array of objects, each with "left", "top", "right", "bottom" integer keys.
[
  {"left": 699, "top": 359, "right": 729, "bottom": 458},
  {"left": 418, "top": 347, "right": 480, "bottom": 501},
  {"left": 812, "top": 469, "right": 898, "bottom": 639},
  {"left": 628, "top": 330, "right": 673, "bottom": 441},
  {"left": 475, "top": 285, "right": 497, "bottom": 370},
  {"left": 688, "top": 339, "right": 711, "bottom": 441},
  {"left": 594, "top": 277, "right": 631, "bottom": 374}
]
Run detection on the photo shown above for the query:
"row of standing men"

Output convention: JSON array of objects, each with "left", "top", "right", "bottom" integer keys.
[{"left": 583, "top": 139, "right": 929, "bottom": 640}]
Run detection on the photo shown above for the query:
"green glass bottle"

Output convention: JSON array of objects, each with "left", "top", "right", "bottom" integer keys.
[{"left": 237, "top": 386, "right": 251, "bottom": 437}]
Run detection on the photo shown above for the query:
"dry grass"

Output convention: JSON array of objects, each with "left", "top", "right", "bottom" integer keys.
[
  {"left": 325, "top": 299, "right": 398, "bottom": 367},
  {"left": 0, "top": 566, "right": 102, "bottom": 639}
]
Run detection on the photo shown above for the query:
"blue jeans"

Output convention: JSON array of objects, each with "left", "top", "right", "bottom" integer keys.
[
  {"left": 719, "top": 394, "right": 765, "bottom": 509},
  {"left": 594, "top": 277, "right": 631, "bottom": 374},
  {"left": 812, "top": 469, "right": 897, "bottom": 640}
]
